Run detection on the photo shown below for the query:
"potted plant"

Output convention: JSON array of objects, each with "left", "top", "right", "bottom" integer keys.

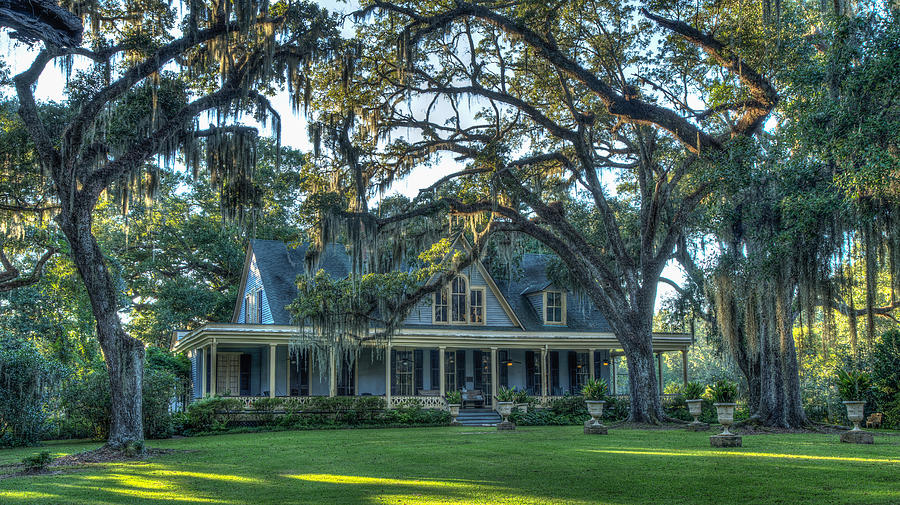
[
  {"left": 495, "top": 386, "right": 517, "bottom": 429},
  {"left": 581, "top": 378, "right": 608, "bottom": 429},
  {"left": 683, "top": 381, "right": 706, "bottom": 425},
  {"left": 836, "top": 369, "right": 871, "bottom": 432},
  {"left": 705, "top": 379, "right": 738, "bottom": 436},
  {"left": 446, "top": 390, "right": 462, "bottom": 425},
  {"left": 513, "top": 389, "right": 530, "bottom": 414}
]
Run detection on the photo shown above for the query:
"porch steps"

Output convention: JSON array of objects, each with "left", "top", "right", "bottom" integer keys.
[{"left": 456, "top": 409, "right": 501, "bottom": 426}]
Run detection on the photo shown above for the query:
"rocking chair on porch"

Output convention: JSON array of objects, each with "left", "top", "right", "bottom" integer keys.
[{"left": 461, "top": 389, "right": 485, "bottom": 408}]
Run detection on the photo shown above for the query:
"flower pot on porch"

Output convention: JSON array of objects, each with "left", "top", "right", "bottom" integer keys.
[
  {"left": 448, "top": 404, "right": 461, "bottom": 425},
  {"left": 713, "top": 403, "right": 736, "bottom": 435},
  {"left": 843, "top": 401, "right": 865, "bottom": 431},
  {"left": 496, "top": 401, "right": 515, "bottom": 430}
]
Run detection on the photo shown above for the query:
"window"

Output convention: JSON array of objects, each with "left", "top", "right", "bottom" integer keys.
[
  {"left": 392, "top": 350, "right": 415, "bottom": 396},
  {"left": 245, "top": 289, "right": 262, "bottom": 323},
  {"left": 544, "top": 290, "right": 565, "bottom": 324},
  {"left": 451, "top": 276, "right": 468, "bottom": 323},
  {"left": 469, "top": 288, "right": 485, "bottom": 324},
  {"left": 570, "top": 351, "right": 590, "bottom": 395},
  {"left": 433, "top": 289, "right": 449, "bottom": 323}
]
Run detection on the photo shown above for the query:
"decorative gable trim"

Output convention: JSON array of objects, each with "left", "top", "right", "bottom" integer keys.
[{"left": 231, "top": 244, "right": 254, "bottom": 323}]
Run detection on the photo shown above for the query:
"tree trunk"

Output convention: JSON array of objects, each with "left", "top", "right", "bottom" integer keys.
[
  {"left": 618, "top": 322, "right": 665, "bottom": 423},
  {"left": 59, "top": 205, "right": 145, "bottom": 450}
]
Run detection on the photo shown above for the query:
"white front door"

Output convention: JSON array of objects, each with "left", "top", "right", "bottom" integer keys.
[{"left": 216, "top": 352, "right": 241, "bottom": 395}]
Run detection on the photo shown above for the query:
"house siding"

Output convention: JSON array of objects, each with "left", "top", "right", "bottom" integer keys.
[{"left": 236, "top": 253, "right": 274, "bottom": 324}]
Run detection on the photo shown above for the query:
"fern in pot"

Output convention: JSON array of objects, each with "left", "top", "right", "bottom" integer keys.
[
  {"left": 682, "top": 381, "right": 706, "bottom": 425},
  {"left": 582, "top": 378, "right": 608, "bottom": 427},
  {"left": 705, "top": 379, "right": 738, "bottom": 435},
  {"left": 836, "top": 369, "right": 871, "bottom": 431},
  {"left": 446, "top": 390, "right": 463, "bottom": 425}
]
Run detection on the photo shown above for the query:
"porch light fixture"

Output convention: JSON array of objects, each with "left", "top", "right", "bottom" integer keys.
[{"left": 602, "top": 360, "right": 609, "bottom": 366}]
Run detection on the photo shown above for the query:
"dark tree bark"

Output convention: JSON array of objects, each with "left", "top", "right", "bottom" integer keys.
[{"left": 0, "top": 0, "right": 82, "bottom": 47}]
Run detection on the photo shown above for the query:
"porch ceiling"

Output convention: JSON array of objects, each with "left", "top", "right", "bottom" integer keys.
[{"left": 172, "top": 323, "right": 692, "bottom": 353}]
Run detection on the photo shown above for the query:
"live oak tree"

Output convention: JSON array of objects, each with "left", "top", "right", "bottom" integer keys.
[
  {"left": 4, "top": 0, "right": 338, "bottom": 449},
  {"left": 298, "top": 0, "right": 778, "bottom": 423}
]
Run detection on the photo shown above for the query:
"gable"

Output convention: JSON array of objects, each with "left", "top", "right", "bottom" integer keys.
[{"left": 235, "top": 254, "right": 275, "bottom": 324}]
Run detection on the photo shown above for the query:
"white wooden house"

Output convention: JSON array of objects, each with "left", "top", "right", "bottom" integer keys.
[{"left": 172, "top": 239, "right": 691, "bottom": 409}]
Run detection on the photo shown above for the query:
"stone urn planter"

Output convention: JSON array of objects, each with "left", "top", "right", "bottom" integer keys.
[
  {"left": 584, "top": 400, "right": 607, "bottom": 435},
  {"left": 839, "top": 401, "right": 873, "bottom": 444},
  {"left": 448, "top": 403, "right": 461, "bottom": 426},
  {"left": 685, "top": 399, "right": 708, "bottom": 431},
  {"left": 843, "top": 401, "right": 865, "bottom": 431},
  {"left": 496, "top": 401, "right": 515, "bottom": 430},
  {"left": 516, "top": 403, "right": 528, "bottom": 414},
  {"left": 713, "top": 402, "right": 736, "bottom": 435}
]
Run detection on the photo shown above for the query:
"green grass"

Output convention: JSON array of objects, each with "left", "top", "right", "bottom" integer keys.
[{"left": 0, "top": 427, "right": 898, "bottom": 504}]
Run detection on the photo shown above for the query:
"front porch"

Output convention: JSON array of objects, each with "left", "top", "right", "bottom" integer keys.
[{"left": 175, "top": 324, "right": 692, "bottom": 410}]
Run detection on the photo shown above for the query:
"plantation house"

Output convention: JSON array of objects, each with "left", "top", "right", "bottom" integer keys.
[{"left": 172, "top": 239, "right": 692, "bottom": 409}]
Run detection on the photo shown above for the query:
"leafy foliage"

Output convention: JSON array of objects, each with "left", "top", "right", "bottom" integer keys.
[
  {"left": 0, "top": 337, "right": 62, "bottom": 446},
  {"left": 705, "top": 379, "right": 738, "bottom": 404},
  {"left": 581, "top": 378, "right": 608, "bottom": 401},
  {"left": 835, "top": 369, "right": 872, "bottom": 402}
]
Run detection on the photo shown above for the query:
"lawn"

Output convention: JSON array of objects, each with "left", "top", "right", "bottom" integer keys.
[{"left": 1, "top": 427, "right": 898, "bottom": 505}]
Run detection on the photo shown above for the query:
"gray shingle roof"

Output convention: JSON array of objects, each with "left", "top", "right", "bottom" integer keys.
[
  {"left": 496, "top": 253, "right": 612, "bottom": 333},
  {"left": 248, "top": 241, "right": 610, "bottom": 332}
]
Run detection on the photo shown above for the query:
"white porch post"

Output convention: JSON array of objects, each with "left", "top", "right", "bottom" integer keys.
[
  {"left": 328, "top": 348, "right": 337, "bottom": 397},
  {"left": 588, "top": 349, "right": 596, "bottom": 380},
  {"left": 438, "top": 347, "right": 446, "bottom": 397},
  {"left": 385, "top": 344, "right": 392, "bottom": 408},
  {"left": 286, "top": 348, "right": 291, "bottom": 396},
  {"left": 200, "top": 346, "right": 207, "bottom": 398},
  {"left": 490, "top": 347, "right": 498, "bottom": 409},
  {"left": 657, "top": 352, "right": 663, "bottom": 393},
  {"left": 209, "top": 341, "right": 217, "bottom": 396},
  {"left": 611, "top": 356, "right": 617, "bottom": 395},
  {"left": 540, "top": 347, "right": 548, "bottom": 399},
  {"left": 269, "top": 344, "right": 276, "bottom": 398},
  {"left": 681, "top": 350, "right": 689, "bottom": 386}
]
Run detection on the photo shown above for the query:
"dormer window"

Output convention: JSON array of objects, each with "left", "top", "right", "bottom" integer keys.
[
  {"left": 544, "top": 290, "right": 565, "bottom": 325},
  {"left": 434, "top": 289, "right": 449, "bottom": 323},
  {"left": 245, "top": 289, "right": 263, "bottom": 323},
  {"left": 450, "top": 276, "right": 468, "bottom": 323},
  {"left": 433, "top": 275, "right": 486, "bottom": 325}
]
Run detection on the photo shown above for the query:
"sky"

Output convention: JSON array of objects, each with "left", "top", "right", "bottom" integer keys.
[{"left": 1, "top": 0, "right": 685, "bottom": 310}]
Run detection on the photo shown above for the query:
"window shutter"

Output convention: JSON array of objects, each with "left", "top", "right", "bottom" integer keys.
[
  {"left": 456, "top": 350, "right": 466, "bottom": 390},
  {"left": 473, "top": 350, "right": 483, "bottom": 391},
  {"left": 568, "top": 351, "right": 577, "bottom": 394},
  {"left": 550, "top": 351, "right": 559, "bottom": 395},
  {"left": 239, "top": 354, "right": 251, "bottom": 396},
  {"left": 525, "top": 351, "right": 535, "bottom": 394},
  {"left": 414, "top": 349, "right": 424, "bottom": 394},
  {"left": 429, "top": 350, "right": 439, "bottom": 390},
  {"left": 499, "top": 350, "right": 509, "bottom": 388},
  {"left": 390, "top": 349, "right": 397, "bottom": 396}
]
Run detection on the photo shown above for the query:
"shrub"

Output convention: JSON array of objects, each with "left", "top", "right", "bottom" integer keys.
[
  {"left": 22, "top": 451, "right": 52, "bottom": 471},
  {"left": 0, "top": 338, "right": 61, "bottom": 447},
  {"left": 835, "top": 369, "right": 872, "bottom": 401},
  {"left": 180, "top": 396, "right": 244, "bottom": 434},
  {"left": 549, "top": 395, "right": 589, "bottom": 416},
  {"left": 251, "top": 397, "right": 283, "bottom": 426},
  {"left": 143, "top": 366, "right": 177, "bottom": 439},
  {"left": 872, "top": 330, "right": 900, "bottom": 428},
  {"left": 513, "top": 389, "right": 530, "bottom": 404},
  {"left": 705, "top": 379, "right": 738, "bottom": 403},
  {"left": 581, "top": 378, "right": 608, "bottom": 401}
]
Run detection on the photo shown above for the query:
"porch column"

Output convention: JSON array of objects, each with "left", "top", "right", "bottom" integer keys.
[
  {"left": 438, "top": 347, "right": 446, "bottom": 397},
  {"left": 354, "top": 351, "right": 359, "bottom": 395},
  {"left": 656, "top": 352, "right": 663, "bottom": 393},
  {"left": 200, "top": 346, "right": 207, "bottom": 398},
  {"left": 611, "top": 356, "right": 617, "bottom": 395},
  {"left": 490, "top": 347, "right": 498, "bottom": 409},
  {"left": 385, "top": 344, "right": 392, "bottom": 408},
  {"left": 540, "top": 347, "right": 548, "bottom": 399},
  {"left": 209, "top": 341, "right": 217, "bottom": 396},
  {"left": 681, "top": 350, "right": 689, "bottom": 386},
  {"left": 286, "top": 348, "right": 291, "bottom": 396},
  {"left": 328, "top": 348, "right": 337, "bottom": 397},
  {"left": 269, "top": 344, "right": 276, "bottom": 398},
  {"left": 588, "top": 349, "right": 596, "bottom": 380}
]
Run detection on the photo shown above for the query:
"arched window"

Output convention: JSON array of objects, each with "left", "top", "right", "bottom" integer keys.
[{"left": 450, "top": 275, "right": 468, "bottom": 323}]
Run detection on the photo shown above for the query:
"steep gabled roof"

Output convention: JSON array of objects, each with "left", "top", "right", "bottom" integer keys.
[
  {"left": 496, "top": 253, "right": 612, "bottom": 333},
  {"left": 234, "top": 239, "right": 350, "bottom": 325}
]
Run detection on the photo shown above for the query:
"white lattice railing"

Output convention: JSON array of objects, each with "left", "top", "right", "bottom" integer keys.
[{"left": 389, "top": 395, "right": 447, "bottom": 409}]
